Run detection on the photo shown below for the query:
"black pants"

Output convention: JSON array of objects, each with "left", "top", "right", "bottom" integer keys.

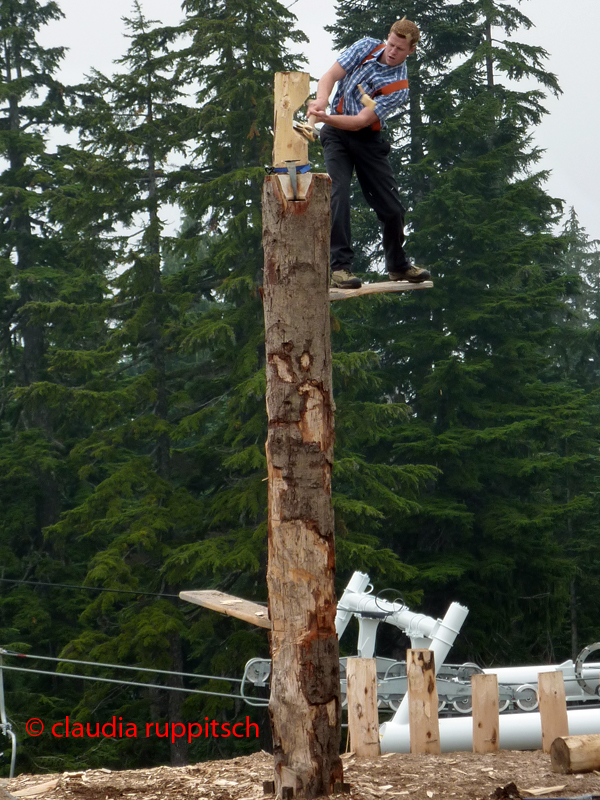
[{"left": 320, "top": 125, "right": 409, "bottom": 273}]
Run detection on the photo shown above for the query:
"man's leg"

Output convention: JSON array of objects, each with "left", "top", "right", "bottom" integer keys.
[
  {"left": 353, "top": 134, "right": 410, "bottom": 272},
  {"left": 320, "top": 126, "right": 355, "bottom": 272}
]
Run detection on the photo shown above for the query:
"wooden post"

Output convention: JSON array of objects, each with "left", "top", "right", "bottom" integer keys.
[
  {"left": 471, "top": 673, "right": 499, "bottom": 753},
  {"left": 551, "top": 734, "right": 600, "bottom": 774},
  {"left": 262, "top": 71, "right": 341, "bottom": 799},
  {"left": 346, "top": 658, "right": 380, "bottom": 758},
  {"left": 538, "top": 671, "right": 569, "bottom": 754},
  {"left": 407, "top": 649, "right": 441, "bottom": 755}
]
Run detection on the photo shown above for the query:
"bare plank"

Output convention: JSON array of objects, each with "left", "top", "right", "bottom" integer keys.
[
  {"left": 179, "top": 590, "right": 271, "bottom": 629},
  {"left": 471, "top": 673, "right": 499, "bottom": 753},
  {"left": 538, "top": 671, "right": 569, "bottom": 753},
  {"left": 407, "top": 648, "right": 441, "bottom": 755},
  {"left": 329, "top": 280, "right": 433, "bottom": 301},
  {"left": 347, "top": 658, "right": 381, "bottom": 758}
]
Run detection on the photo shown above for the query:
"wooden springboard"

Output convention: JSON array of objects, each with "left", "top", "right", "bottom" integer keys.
[
  {"left": 179, "top": 589, "right": 271, "bottom": 629},
  {"left": 329, "top": 279, "right": 433, "bottom": 301}
]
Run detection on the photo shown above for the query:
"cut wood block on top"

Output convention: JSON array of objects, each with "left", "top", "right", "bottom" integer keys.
[
  {"left": 179, "top": 589, "right": 271, "bottom": 629},
  {"left": 329, "top": 280, "right": 433, "bottom": 301}
]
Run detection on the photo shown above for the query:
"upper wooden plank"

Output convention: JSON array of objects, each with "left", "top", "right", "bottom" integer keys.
[
  {"left": 330, "top": 280, "right": 433, "bottom": 301},
  {"left": 179, "top": 589, "right": 272, "bottom": 629}
]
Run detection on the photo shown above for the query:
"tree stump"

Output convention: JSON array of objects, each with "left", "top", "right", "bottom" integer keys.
[{"left": 262, "top": 172, "right": 343, "bottom": 798}]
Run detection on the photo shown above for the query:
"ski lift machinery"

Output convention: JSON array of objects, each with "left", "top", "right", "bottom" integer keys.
[{"left": 242, "top": 571, "right": 600, "bottom": 752}]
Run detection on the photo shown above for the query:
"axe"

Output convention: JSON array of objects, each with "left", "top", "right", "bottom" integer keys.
[{"left": 293, "top": 114, "right": 318, "bottom": 142}]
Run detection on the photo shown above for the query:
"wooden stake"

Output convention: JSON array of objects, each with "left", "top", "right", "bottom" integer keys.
[
  {"left": 538, "top": 671, "right": 569, "bottom": 754},
  {"left": 262, "top": 170, "right": 342, "bottom": 798},
  {"left": 471, "top": 673, "right": 499, "bottom": 753},
  {"left": 407, "top": 649, "right": 441, "bottom": 755},
  {"left": 346, "top": 658, "right": 381, "bottom": 758},
  {"left": 551, "top": 733, "right": 600, "bottom": 774}
]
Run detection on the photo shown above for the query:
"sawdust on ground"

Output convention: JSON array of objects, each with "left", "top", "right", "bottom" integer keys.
[{"left": 4, "top": 749, "right": 600, "bottom": 800}]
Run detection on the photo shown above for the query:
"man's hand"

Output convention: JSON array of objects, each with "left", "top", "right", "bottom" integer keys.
[
  {"left": 307, "top": 98, "right": 327, "bottom": 117},
  {"left": 313, "top": 106, "right": 379, "bottom": 132}
]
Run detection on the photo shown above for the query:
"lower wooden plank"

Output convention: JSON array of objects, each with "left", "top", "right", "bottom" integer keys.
[{"left": 179, "top": 590, "right": 272, "bottom": 629}]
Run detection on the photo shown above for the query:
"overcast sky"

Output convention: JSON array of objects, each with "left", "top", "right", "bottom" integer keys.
[{"left": 39, "top": 0, "right": 599, "bottom": 244}]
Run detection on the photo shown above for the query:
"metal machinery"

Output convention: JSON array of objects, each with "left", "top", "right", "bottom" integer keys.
[{"left": 242, "top": 571, "right": 600, "bottom": 751}]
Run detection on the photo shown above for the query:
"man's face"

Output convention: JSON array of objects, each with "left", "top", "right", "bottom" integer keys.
[{"left": 380, "top": 32, "right": 416, "bottom": 66}]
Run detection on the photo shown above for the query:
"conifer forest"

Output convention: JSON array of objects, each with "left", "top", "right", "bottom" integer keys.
[{"left": 1, "top": 0, "right": 600, "bottom": 777}]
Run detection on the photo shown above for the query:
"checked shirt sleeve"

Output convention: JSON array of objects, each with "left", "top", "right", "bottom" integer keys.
[{"left": 372, "top": 81, "right": 409, "bottom": 124}]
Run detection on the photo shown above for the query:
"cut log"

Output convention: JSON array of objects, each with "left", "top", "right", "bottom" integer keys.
[
  {"left": 178, "top": 590, "right": 271, "bottom": 629},
  {"left": 273, "top": 72, "right": 310, "bottom": 170},
  {"left": 551, "top": 733, "right": 600, "bottom": 774},
  {"left": 262, "top": 169, "right": 342, "bottom": 798},
  {"left": 329, "top": 280, "right": 433, "bottom": 301}
]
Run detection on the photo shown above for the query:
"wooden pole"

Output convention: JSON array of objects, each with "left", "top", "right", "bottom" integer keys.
[
  {"left": 538, "top": 671, "right": 569, "bottom": 754},
  {"left": 346, "top": 658, "right": 381, "bottom": 758},
  {"left": 471, "top": 673, "right": 499, "bottom": 753},
  {"left": 551, "top": 734, "right": 600, "bottom": 774},
  {"left": 262, "top": 165, "right": 342, "bottom": 797},
  {"left": 407, "top": 649, "right": 441, "bottom": 755}
]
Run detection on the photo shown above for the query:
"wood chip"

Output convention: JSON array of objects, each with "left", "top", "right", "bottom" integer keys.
[
  {"left": 521, "top": 786, "right": 567, "bottom": 797},
  {"left": 11, "top": 780, "right": 59, "bottom": 798}
]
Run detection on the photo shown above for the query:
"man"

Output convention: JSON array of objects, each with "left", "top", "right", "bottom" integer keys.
[{"left": 308, "top": 19, "right": 430, "bottom": 290}]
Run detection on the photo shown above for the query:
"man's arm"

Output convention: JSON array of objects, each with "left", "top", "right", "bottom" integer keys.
[
  {"left": 307, "top": 60, "right": 380, "bottom": 131},
  {"left": 307, "top": 61, "right": 347, "bottom": 115}
]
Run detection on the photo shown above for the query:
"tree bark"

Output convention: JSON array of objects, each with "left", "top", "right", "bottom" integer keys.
[{"left": 262, "top": 173, "right": 343, "bottom": 798}]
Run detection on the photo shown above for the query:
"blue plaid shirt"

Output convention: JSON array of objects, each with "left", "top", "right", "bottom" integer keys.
[{"left": 330, "top": 37, "right": 409, "bottom": 128}]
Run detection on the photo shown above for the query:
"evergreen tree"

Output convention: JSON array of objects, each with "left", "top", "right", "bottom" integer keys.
[
  {"left": 0, "top": 0, "right": 119, "bottom": 775},
  {"left": 37, "top": 4, "right": 212, "bottom": 768}
]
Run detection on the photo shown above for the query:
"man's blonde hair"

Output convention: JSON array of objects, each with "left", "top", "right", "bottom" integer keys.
[{"left": 389, "top": 17, "right": 420, "bottom": 47}]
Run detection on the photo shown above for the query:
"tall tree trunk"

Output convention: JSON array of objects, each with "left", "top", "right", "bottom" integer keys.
[
  {"left": 485, "top": 20, "right": 494, "bottom": 87},
  {"left": 262, "top": 174, "right": 343, "bottom": 798}
]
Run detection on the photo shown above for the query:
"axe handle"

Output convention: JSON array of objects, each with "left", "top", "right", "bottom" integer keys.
[{"left": 357, "top": 84, "right": 376, "bottom": 111}]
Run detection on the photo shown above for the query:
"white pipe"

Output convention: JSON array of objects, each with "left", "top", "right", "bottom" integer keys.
[
  {"left": 336, "top": 571, "right": 448, "bottom": 643},
  {"left": 380, "top": 705, "right": 600, "bottom": 753},
  {"left": 335, "top": 571, "right": 371, "bottom": 639},
  {"left": 392, "top": 601, "right": 469, "bottom": 726}
]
